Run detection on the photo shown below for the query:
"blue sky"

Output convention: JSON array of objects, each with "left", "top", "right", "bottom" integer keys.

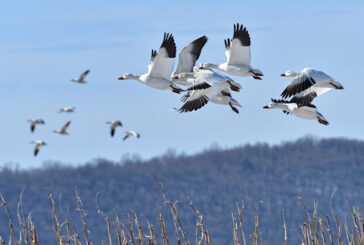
[{"left": 1, "top": 1, "right": 363, "bottom": 168}]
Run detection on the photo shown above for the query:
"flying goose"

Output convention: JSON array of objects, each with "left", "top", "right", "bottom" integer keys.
[
  {"left": 118, "top": 33, "right": 183, "bottom": 93},
  {"left": 59, "top": 107, "right": 76, "bottom": 113},
  {"left": 71, "top": 70, "right": 90, "bottom": 84},
  {"left": 170, "top": 36, "right": 208, "bottom": 86},
  {"left": 123, "top": 131, "right": 140, "bottom": 141},
  {"left": 53, "top": 121, "right": 71, "bottom": 135},
  {"left": 28, "top": 118, "right": 45, "bottom": 133},
  {"left": 106, "top": 120, "right": 123, "bottom": 137},
  {"left": 280, "top": 68, "right": 344, "bottom": 100},
  {"left": 176, "top": 68, "right": 242, "bottom": 112},
  {"left": 30, "top": 140, "right": 47, "bottom": 157},
  {"left": 199, "top": 23, "right": 263, "bottom": 79},
  {"left": 179, "top": 88, "right": 242, "bottom": 113},
  {"left": 263, "top": 98, "right": 329, "bottom": 125}
]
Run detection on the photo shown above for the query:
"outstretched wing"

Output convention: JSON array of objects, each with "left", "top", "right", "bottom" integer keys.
[
  {"left": 111, "top": 127, "right": 116, "bottom": 137},
  {"left": 148, "top": 50, "right": 157, "bottom": 73},
  {"left": 34, "top": 147, "right": 39, "bottom": 156},
  {"left": 178, "top": 94, "right": 209, "bottom": 113},
  {"left": 61, "top": 121, "right": 71, "bottom": 132},
  {"left": 226, "top": 23, "right": 251, "bottom": 66},
  {"left": 281, "top": 73, "right": 316, "bottom": 98},
  {"left": 80, "top": 70, "right": 90, "bottom": 80},
  {"left": 148, "top": 33, "right": 176, "bottom": 80},
  {"left": 290, "top": 91, "right": 317, "bottom": 106},
  {"left": 31, "top": 124, "right": 35, "bottom": 132},
  {"left": 123, "top": 133, "right": 131, "bottom": 141},
  {"left": 175, "top": 36, "right": 208, "bottom": 74}
]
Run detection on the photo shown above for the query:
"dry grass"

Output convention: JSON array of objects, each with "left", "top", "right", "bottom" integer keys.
[{"left": 0, "top": 179, "right": 363, "bottom": 245}]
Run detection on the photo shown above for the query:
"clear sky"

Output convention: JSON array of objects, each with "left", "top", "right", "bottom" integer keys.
[{"left": 1, "top": 0, "right": 363, "bottom": 168}]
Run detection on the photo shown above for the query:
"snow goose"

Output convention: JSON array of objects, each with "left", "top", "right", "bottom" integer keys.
[
  {"left": 170, "top": 36, "right": 208, "bottom": 86},
  {"left": 118, "top": 33, "right": 183, "bottom": 93},
  {"left": 179, "top": 88, "right": 242, "bottom": 113},
  {"left": 59, "top": 107, "right": 76, "bottom": 113},
  {"left": 28, "top": 118, "right": 45, "bottom": 133},
  {"left": 53, "top": 121, "right": 71, "bottom": 135},
  {"left": 106, "top": 120, "right": 123, "bottom": 137},
  {"left": 123, "top": 131, "right": 140, "bottom": 141},
  {"left": 176, "top": 68, "right": 242, "bottom": 112},
  {"left": 199, "top": 23, "right": 263, "bottom": 79},
  {"left": 263, "top": 97, "right": 329, "bottom": 125},
  {"left": 71, "top": 70, "right": 90, "bottom": 84},
  {"left": 30, "top": 140, "right": 47, "bottom": 157},
  {"left": 280, "top": 68, "right": 344, "bottom": 100}
]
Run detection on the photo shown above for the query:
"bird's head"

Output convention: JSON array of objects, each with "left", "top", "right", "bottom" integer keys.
[
  {"left": 280, "top": 70, "right": 297, "bottom": 77},
  {"left": 118, "top": 73, "right": 133, "bottom": 80},
  {"left": 263, "top": 103, "right": 274, "bottom": 109}
]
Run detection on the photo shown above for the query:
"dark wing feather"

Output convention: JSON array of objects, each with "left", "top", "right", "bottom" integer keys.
[
  {"left": 123, "top": 134, "right": 130, "bottom": 141},
  {"left": 179, "top": 95, "right": 209, "bottom": 113},
  {"left": 34, "top": 148, "right": 39, "bottom": 156},
  {"left": 31, "top": 124, "right": 35, "bottom": 132},
  {"left": 233, "top": 23, "right": 251, "bottom": 46},
  {"left": 189, "top": 36, "right": 208, "bottom": 60},
  {"left": 290, "top": 91, "right": 317, "bottom": 106},
  {"left": 160, "top": 33, "right": 176, "bottom": 58},
  {"left": 271, "top": 98, "right": 291, "bottom": 104},
  {"left": 187, "top": 82, "right": 211, "bottom": 91},
  {"left": 281, "top": 74, "right": 316, "bottom": 98},
  {"left": 224, "top": 38, "right": 231, "bottom": 49},
  {"left": 180, "top": 91, "right": 191, "bottom": 102},
  {"left": 151, "top": 49, "right": 157, "bottom": 61},
  {"left": 111, "top": 128, "right": 115, "bottom": 137}
]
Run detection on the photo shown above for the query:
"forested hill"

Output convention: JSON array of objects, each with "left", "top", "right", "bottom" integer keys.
[{"left": 1, "top": 137, "right": 364, "bottom": 244}]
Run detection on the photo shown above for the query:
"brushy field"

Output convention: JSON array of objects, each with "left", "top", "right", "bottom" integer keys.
[{"left": 0, "top": 175, "right": 363, "bottom": 245}]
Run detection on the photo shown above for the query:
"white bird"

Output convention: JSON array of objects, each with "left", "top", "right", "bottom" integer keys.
[
  {"left": 263, "top": 98, "right": 329, "bottom": 125},
  {"left": 199, "top": 23, "right": 263, "bottom": 79},
  {"left": 59, "top": 107, "right": 76, "bottom": 113},
  {"left": 30, "top": 140, "right": 47, "bottom": 157},
  {"left": 28, "top": 118, "right": 45, "bottom": 133},
  {"left": 280, "top": 68, "right": 344, "bottom": 101},
  {"left": 53, "top": 121, "right": 71, "bottom": 135},
  {"left": 176, "top": 68, "right": 242, "bottom": 113},
  {"left": 123, "top": 131, "right": 140, "bottom": 141},
  {"left": 71, "top": 70, "right": 90, "bottom": 84},
  {"left": 118, "top": 33, "right": 183, "bottom": 93},
  {"left": 106, "top": 120, "right": 123, "bottom": 137},
  {"left": 209, "top": 89, "right": 242, "bottom": 114},
  {"left": 170, "top": 36, "right": 208, "bottom": 86}
]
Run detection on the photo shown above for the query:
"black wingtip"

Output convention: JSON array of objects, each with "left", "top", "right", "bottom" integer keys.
[
  {"left": 190, "top": 35, "right": 208, "bottom": 60},
  {"left": 160, "top": 32, "right": 176, "bottom": 58},
  {"left": 232, "top": 23, "right": 251, "bottom": 46}
]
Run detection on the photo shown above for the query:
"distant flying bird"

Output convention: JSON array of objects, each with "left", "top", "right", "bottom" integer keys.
[
  {"left": 199, "top": 23, "right": 263, "bottom": 79},
  {"left": 53, "top": 121, "right": 71, "bottom": 135},
  {"left": 27, "top": 118, "right": 45, "bottom": 133},
  {"left": 106, "top": 120, "right": 123, "bottom": 137},
  {"left": 59, "top": 107, "right": 76, "bottom": 113},
  {"left": 280, "top": 68, "right": 344, "bottom": 101},
  {"left": 71, "top": 70, "right": 90, "bottom": 84},
  {"left": 263, "top": 97, "right": 329, "bottom": 125},
  {"left": 175, "top": 68, "right": 242, "bottom": 113},
  {"left": 30, "top": 140, "right": 47, "bottom": 157},
  {"left": 170, "top": 35, "right": 208, "bottom": 86},
  {"left": 123, "top": 131, "right": 140, "bottom": 141},
  {"left": 118, "top": 33, "right": 183, "bottom": 93}
]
